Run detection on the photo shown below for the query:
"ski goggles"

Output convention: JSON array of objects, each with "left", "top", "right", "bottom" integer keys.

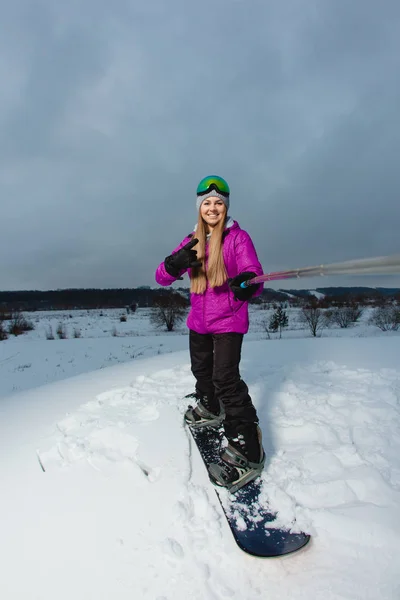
[{"left": 196, "top": 175, "right": 230, "bottom": 197}]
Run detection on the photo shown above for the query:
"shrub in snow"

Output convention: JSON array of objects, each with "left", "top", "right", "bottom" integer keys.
[
  {"left": 56, "top": 322, "right": 68, "bottom": 339},
  {"left": 369, "top": 306, "right": 400, "bottom": 331},
  {"left": 0, "top": 321, "right": 8, "bottom": 340},
  {"left": 8, "top": 312, "right": 34, "bottom": 336},
  {"left": 45, "top": 326, "right": 55, "bottom": 340},
  {"left": 261, "top": 319, "right": 272, "bottom": 339}
]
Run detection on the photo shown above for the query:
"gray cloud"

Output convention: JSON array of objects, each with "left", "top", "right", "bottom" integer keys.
[{"left": 1, "top": 0, "right": 400, "bottom": 291}]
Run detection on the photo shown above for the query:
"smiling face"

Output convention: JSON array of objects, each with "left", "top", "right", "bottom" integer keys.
[{"left": 199, "top": 196, "right": 227, "bottom": 232}]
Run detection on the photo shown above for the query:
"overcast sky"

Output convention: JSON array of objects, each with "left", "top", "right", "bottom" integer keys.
[{"left": 1, "top": 0, "right": 400, "bottom": 292}]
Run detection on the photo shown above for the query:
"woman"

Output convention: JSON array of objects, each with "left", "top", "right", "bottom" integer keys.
[{"left": 155, "top": 175, "right": 265, "bottom": 491}]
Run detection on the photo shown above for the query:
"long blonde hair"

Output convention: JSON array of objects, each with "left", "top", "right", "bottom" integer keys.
[{"left": 190, "top": 210, "right": 228, "bottom": 294}]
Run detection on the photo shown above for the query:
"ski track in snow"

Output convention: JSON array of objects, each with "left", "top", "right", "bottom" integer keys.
[{"left": 37, "top": 358, "right": 400, "bottom": 599}]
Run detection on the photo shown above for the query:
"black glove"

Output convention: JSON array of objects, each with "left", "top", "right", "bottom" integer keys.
[
  {"left": 164, "top": 238, "right": 202, "bottom": 277},
  {"left": 228, "top": 272, "right": 258, "bottom": 301}
]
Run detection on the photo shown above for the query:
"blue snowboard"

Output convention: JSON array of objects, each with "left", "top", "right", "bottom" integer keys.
[{"left": 188, "top": 424, "right": 311, "bottom": 558}]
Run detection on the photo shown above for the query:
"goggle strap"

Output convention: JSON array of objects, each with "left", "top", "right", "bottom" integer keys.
[{"left": 197, "top": 183, "right": 229, "bottom": 197}]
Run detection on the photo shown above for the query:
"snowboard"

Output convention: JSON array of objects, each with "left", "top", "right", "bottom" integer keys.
[{"left": 187, "top": 424, "right": 311, "bottom": 558}]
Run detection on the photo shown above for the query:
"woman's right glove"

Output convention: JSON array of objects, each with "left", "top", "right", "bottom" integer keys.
[{"left": 164, "top": 238, "right": 202, "bottom": 277}]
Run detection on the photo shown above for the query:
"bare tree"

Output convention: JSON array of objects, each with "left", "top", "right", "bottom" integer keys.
[
  {"left": 348, "top": 303, "right": 364, "bottom": 323},
  {"left": 150, "top": 293, "right": 188, "bottom": 332},
  {"left": 369, "top": 306, "right": 400, "bottom": 331},
  {"left": 299, "top": 306, "right": 328, "bottom": 337},
  {"left": 330, "top": 304, "right": 363, "bottom": 329}
]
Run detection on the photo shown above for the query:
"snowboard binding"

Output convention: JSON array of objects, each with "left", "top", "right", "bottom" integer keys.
[
  {"left": 208, "top": 443, "right": 266, "bottom": 494},
  {"left": 184, "top": 393, "right": 225, "bottom": 429}
]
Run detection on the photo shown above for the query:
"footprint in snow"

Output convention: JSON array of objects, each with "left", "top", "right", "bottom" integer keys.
[
  {"left": 93, "top": 388, "right": 160, "bottom": 422},
  {"left": 163, "top": 537, "right": 185, "bottom": 560}
]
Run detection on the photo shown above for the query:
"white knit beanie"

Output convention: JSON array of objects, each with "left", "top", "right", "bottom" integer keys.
[{"left": 196, "top": 189, "right": 230, "bottom": 211}]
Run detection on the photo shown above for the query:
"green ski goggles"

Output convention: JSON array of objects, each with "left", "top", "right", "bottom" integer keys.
[{"left": 196, "top": 175, "right": 230, "bottom": 197}]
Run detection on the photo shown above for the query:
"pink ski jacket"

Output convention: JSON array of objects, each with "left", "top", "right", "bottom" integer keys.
[{"left": 155, "top": 220, "right": 263, "bottom": 335}]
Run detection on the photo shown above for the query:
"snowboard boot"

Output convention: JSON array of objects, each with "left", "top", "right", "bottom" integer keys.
[
  {"left": 184, "top": 392, "right": 225, "bottom": 429},
  {"left": 208, "top": 423, "right": 265, "bottom": 493}
]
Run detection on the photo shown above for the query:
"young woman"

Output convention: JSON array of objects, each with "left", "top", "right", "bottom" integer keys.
[{"left": 155, "top": 175, "right": 265, "bottom": 491}]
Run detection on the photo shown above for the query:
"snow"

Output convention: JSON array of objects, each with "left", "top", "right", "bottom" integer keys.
[
  {"left": 309, "top": 290, "right": 326, "bottom": 299},
  {"left": 276, "top": 289, "right": 325, "bottom": 300},
  {"left": 1, "top": 307, "right": 400, "bottom": 599}
]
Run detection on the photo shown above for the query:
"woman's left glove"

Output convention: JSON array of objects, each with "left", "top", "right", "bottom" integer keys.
[{"left": 228, "top": 272, "right": 258, "bottom": 301}]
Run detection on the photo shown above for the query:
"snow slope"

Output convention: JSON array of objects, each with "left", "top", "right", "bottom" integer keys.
[{"left": 1, "top": 335, "right": 400, "bottom": 599}]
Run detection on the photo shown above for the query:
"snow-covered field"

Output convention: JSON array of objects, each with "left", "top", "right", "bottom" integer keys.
[
  {"left": 1, "top": 307, "right": 400, "bottom": 599},
  {"left": 0, "top": 306, "right": 393, "bottom": 398}
]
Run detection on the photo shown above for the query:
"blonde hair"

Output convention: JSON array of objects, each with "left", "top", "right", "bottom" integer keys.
[{"left": 190, "top": 209, "right": 228, "bottom": 294}]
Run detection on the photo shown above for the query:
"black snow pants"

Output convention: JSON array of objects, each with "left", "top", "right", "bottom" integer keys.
[{"left": 189, "top": 330, "right": 259, "bottom": 436}]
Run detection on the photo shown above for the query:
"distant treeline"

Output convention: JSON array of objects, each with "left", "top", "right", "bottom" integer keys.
[
  {"left": 0, "top": 285, "right": 399, "bottom": 312},
  {"left": 283, "top": 287, "right": 400, "bottom": 306},
  {"left": 0, "top": 288, "right": 172, "bottom": 311},
  {"left": 289, "top": 287, "right": 400, "bottom": 298}
]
